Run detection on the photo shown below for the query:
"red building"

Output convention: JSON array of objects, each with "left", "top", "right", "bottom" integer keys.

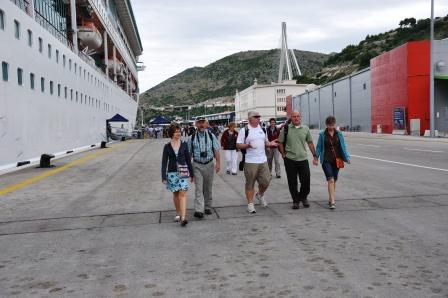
[
  {"left": 286, "top": 95, "right": 293, "bottom": 119},
  {"left": 371, "top": 40, "right": 430, "bottom": 134}
]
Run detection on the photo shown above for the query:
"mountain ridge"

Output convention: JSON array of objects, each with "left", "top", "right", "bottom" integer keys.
[{"left": 140, "top": 15, "right": 448, "bottom": 110}]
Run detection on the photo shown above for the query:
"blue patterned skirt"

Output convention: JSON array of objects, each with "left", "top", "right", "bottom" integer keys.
[{"left": 166, "top": 172, "right": 190, "bottom": 192}]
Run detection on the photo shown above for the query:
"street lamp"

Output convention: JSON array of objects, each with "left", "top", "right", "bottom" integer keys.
[
  {"left": 139, "top": 107, "right": 145, "bottom": 127},
  {"left": 429, "top": 0, "right": 435, "bottom": 137}
]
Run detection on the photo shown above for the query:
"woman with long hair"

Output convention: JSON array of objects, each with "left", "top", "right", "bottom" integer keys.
[
  {"left": 221, "top": 122, "right": 239, "bottom": 175},
  {"left": 313, "top": 116, "right": 351, "bottom": 209},
  {"left": 161, "top": 123, "right": 195, "bottom": 226}
]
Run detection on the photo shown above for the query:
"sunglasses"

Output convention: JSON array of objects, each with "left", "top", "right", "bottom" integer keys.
[{"left": 252, "top": 115, "right": 261, "bottom": 118}]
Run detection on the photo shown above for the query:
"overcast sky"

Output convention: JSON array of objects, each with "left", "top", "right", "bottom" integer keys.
[{"left": 132, "top": 0, "right": 447, "bottom": 92}]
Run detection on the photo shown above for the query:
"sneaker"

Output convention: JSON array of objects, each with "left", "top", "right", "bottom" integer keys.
[
  {"left": 329, "top": 203, "right": 336, "bottom": 210},
  {"left": 204, "top": 209, "right": 213, "bottom": 215},
  {"left": 180, "top": 218, "right": 189, "bottom": 226},
  {"left": 292, "top": 202, "right": 300, "bottom": 209},
  {"left": 255, "top": 193, "right": 268, "bottom": 207},
  {"left": 247, "top": 203, "right": 256, "bottom": 214},
  {"left": 231, "top": 172, "right": 237, "bottom": 175},
  {"left": 226, "top": 170, "right": 231, "bottom": 174},
  {"left": 302, "top": 199, "right": 310, "bottom": 208},
  {"left": 193, "top": 212, "right": 204, "bottom": 219},
  {"left": 174, "top": 215, "right": 181, "bottom": 222}
]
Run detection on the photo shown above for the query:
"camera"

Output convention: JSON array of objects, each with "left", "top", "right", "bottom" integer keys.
[{"left": 200, "top": 152, "right": 207, "bottom": 158}]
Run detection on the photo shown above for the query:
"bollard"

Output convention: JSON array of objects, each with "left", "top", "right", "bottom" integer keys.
[
  {"left": 101, "top": 141, "right": 107, "bottom": 148},
  {"left": 121, "top": 136, "right": 125, "bottom": 141},
  {"left": 39, "top": 154, "right": 55, "bottom": 168},
  {"left": 17, "top": 161, "right": 31, "bottom": 167}
]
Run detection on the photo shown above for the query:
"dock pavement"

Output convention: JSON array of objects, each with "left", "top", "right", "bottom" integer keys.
[{"left": 0, "top": 132, "right": 447, "bottom": 297}]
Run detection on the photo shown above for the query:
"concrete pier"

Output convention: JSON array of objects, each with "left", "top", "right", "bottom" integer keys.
[{"left": 0, "top": 134, "right": 447, "bottom": 297}]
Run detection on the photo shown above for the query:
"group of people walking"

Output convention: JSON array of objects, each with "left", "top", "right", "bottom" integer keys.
[{"left": 161, "top": 111, "right": 350, "bottom": 227}]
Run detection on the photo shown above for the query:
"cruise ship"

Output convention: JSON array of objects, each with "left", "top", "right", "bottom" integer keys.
[{"left": 0, "top": 0, "right": 143, "bottom": 170}]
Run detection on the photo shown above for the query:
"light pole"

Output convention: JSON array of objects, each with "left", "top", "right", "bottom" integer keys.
[
  {"left": 139, "top": 107, "right": 144, "bottom": 127},
  {"left": 429, "top": 0, "right": 435, "bottom": 137}
]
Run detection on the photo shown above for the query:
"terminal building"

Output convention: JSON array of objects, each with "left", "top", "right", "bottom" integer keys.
[
  {"left": 289, "top": 39, "right": 448, "bottom": 136},
  {"left": 235, "top": 79, "right": 309, "bottom": 121}
]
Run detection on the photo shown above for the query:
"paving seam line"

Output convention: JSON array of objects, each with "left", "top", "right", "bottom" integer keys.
[
  {"left": 213, "top": 207, "right": 220, "bottom": 219},
  {"left": 1, "top": 204, "right": 447, "bottom": 237},
  {"left": 1, "top": 194, "right": 447, "bottom": 225}
]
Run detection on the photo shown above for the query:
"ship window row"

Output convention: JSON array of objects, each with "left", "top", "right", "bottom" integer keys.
[
  {"left": 0, "top": 9, "right": 4, "bottom": 30},
  {"left": 3, "top": 12, "right": 112, "bottom": 96},
  {"left": 1, "top": 60, "right": 116, "bottom": 112}
]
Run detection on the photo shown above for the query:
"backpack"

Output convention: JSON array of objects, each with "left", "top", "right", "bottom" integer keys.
[{"left": 282, "top": 119, "right": 292, "bottom": 146}]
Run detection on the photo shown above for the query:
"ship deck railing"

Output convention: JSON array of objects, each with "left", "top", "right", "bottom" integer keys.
[{"left": 10, "top": 0, "right": 136, "bottom": 102}]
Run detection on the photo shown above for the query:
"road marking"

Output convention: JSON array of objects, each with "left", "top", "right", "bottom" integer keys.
[
  {"left": 404, "top": 148, "right": 444, "bottom": 153},
  {"left": 0, "top": 143, "right": 126, "bottom": 197},
  {"left": 357, "top": 144, "right": 381, "bottom": 148},
  {"left": 351, "top": 155, "right": 448, "bottom": 172}
]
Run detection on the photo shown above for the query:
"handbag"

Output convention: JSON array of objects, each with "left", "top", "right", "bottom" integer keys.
[
  {"left": 177, "top": 163, "right": 190, "bottom": 178},
  {"left": 238, "top": 153, "right": 245, "bottom": 171},
  {"left": 175, "top": 143, "right": 190, "bottom": 178},
  {"left": 329, "top": 134, "right": 344, "bottom": 169}
]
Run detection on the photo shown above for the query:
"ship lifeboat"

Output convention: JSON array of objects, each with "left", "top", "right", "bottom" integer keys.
[{"left": 78, "top": 22, "right": 102, "bottom": 50}]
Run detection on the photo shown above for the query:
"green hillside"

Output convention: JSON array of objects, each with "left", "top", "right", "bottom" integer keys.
[{"left": 139, "top": 49, "right": 328, "bottom": 108}]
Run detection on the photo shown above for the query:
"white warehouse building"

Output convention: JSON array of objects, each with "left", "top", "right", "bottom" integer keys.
[{"left": 235, "top": 79, "right": 309, "bottom": 121}]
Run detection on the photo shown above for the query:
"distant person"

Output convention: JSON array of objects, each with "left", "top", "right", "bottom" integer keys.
[
  {"left": 278, "top": 111, "right": 318, "bottom": 210},
  {"left": 188, "top": 125, "right": 196, "bottom": 136},
  {"left": 221, "top": 122, "right": 238, "bottom": 175},
  {"left": 161, "top": 123, "right": 195, "bottom": 226},
  {"left": 236, "top": 111, "right": 278, "bottom": 214},
  {"left": 266, "top": 118, "right": 281, "bottom": 178},
  {"left": 188, "top": 117, "right": 221, "bottom": 218},
  {"left": 211, "top": 124, "right": 220, "bottom": 138},
  {"left": 314, "top": 116, "right": 351, "bottom": 210},
  {"left": 106, "top": 122, "right": 112, "bottom": 142}
]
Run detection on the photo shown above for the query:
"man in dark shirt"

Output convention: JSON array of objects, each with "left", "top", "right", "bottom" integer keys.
[{"left": 266, "top": 118, "right": 281, "bottom": 178}]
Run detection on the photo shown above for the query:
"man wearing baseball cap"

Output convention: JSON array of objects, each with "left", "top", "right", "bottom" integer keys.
[
  {"left": 236, "top": 111, "right": 278, "bottom": 214},
  {"left": 188, "top": 117, "right": 221, "bottom": 218}
]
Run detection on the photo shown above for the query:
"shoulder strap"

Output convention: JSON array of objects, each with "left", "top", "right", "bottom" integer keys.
[
  {"left": 328, "top": 133, "right": 338, "bottom": 159},
  {"left": 283, "top": 124, "right": 289, "bottom": 145},
  {"left": 244, "top": 125, "right": 249, "bottom": 142},
  {"left": 207, "top": 131, "right": 215, "bottom": 149},
  {"left": 191, "top": 132, "right": 196, "bottom": 154}
]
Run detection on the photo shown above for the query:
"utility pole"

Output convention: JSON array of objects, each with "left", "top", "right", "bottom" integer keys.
[{"left": 429, "top": 0, "right": 435, "bottom": 137}]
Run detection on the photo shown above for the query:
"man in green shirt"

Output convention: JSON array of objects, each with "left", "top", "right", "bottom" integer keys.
[{"left": 278, "top": 111, "right": 318, "bottom": 209}]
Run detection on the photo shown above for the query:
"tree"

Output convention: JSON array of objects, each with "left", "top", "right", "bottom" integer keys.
[{"left": 399, "top": 18, "right": 416, "bottom": 28}]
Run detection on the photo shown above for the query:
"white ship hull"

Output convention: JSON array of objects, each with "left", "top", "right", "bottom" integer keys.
[{"left": 0, "top": 1, "right": 138, "bottom": 170}]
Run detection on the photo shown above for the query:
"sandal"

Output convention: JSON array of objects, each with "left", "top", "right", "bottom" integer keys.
[{"left": 180, "top": 217, "right": 189, "bottom": 227}]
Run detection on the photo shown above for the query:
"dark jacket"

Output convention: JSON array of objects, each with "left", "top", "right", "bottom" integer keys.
[
  {"left": 220, "top": 129, "right": 238, "bottom": 150},
  {"left": 266, "top": 126, "right": 280, "bottom": 142},
  {"left": 161, "top": 141, "right": 194, "bottom": 180}
]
